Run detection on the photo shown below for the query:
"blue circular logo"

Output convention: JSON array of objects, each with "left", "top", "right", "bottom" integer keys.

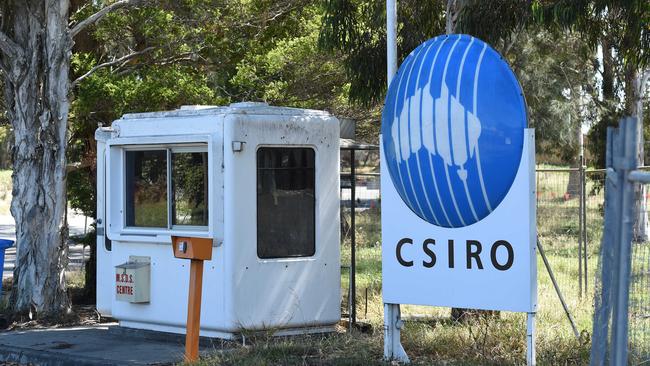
[{"left": 382, "top": 34, "right": 527, "bottom": 228}]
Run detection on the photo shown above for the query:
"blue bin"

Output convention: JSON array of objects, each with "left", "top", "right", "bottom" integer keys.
[{"left": 0, "top": 239, "right": 13, "bottom": 295}]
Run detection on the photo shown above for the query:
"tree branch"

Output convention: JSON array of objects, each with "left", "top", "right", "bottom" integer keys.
[
  {"left": 67, "top": 161, "right": 94, "bottom": 173},
  {"left": 71, "top": 46, "right": 155, "bottom": 88},
  {"left": 0, "top": 30, "right": 24, "bottom": 62},
  {"left": 69, "top": 0, "right": 144, "bottom": 38},
  {"left": 642, "top": 68, "right": 650, "bottom": 91}
]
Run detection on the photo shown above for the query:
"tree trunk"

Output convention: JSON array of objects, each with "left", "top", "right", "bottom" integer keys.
[
  {"left": 1, "top": 0, "right": 72, "bottom": 316},
  {"left": 0, "top": 127, "right": 12, "bottom": 170},
  {"left": 445, "top": 0, "right": 456, "bottom": 34},
  {"left": 625, "top": 65, "right": 649, "bottom": 242},
  {"left": 566, "top": 113, "right": 581, "bottom": 198},
  {"left": 445, "top": 0, "right": 493, "bottom": 321},
  {"left": 445, "top": 0, "right": 465, "bottom": 34},
  {"left": 601, "top": 38, "right": 615, "bottom": 103}
]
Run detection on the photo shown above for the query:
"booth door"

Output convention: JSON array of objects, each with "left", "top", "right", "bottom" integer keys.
[
  {"left": 96, "top": 139, "right": 113, "bottom": 316},
  {"left": 225, "top": 115, "right": 340, "bottom": 329}
]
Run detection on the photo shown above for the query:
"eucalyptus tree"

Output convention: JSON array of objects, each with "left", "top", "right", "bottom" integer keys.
[
  {"left": 530, "top": 0, "right": 650, "bottom": 239},
  {"left": 0, "top": 0, "right": 153, "bottom": 316}
]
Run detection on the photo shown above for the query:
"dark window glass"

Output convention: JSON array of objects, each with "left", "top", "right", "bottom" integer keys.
[
  {"left": 125, "top": 150, "right": 168, "bottom": 227},
  {"left": 257, "top": 147, "right": 315, "bottom": 258},
  {"left": 172, "top": 152, "right": 209, "bottom": 226}
]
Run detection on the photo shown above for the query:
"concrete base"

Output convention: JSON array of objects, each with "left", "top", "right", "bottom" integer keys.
[
  {"left": 119, "top": 319, "right": 338, "bottom": 340},
  {"left": 0, "top": 323, "right": 228, "bottom": 365}
]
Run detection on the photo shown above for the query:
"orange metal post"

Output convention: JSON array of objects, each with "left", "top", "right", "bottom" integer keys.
[
  {"left": 171, "top": 236, "right": 212, "bottom": 363},
  {"left": 185, "top": 259, "right": 204, "bottom": 362}
]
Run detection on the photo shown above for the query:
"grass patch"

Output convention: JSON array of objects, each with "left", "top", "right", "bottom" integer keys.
[
  {"left": 2, "top": 166, "right": 641, "bottom": 364},
  {"left": 191, "top": 333, "right": 385, "bottom": 366}
]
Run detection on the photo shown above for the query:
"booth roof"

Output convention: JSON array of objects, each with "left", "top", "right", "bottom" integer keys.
[{"left": 120, "top": 102, "right": 332, "bottom": 120}]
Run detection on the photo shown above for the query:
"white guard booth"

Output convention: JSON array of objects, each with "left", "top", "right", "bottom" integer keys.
[{"left": 95, "top": 102, "right": 341, "bottom": 338}]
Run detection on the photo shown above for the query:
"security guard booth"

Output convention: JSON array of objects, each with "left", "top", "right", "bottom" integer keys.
[{"left": 95, "top": 102, "right": 341, "bottom": 338}]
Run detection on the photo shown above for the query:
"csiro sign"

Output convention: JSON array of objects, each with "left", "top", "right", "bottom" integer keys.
[
  {"left": 381, "top": 34, "right": 536, "bottom": 313},
  {"left": 382, "top": 34, "right": 526, "bottom": 228}
]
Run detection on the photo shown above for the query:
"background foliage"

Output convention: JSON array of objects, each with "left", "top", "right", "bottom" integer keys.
[{"left": 0, "top": 0, "right": 644, "bottom": 244}]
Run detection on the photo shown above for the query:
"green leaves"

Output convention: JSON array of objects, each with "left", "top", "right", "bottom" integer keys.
[
  {"left": 67, "top": 0, "right": 370, "bottom": 215},
  {"left": 319, "top": 0, "right": 445, "bottom": 106},
  {"left": 530, "top": 0, "right": 649, "bottom": 69}
]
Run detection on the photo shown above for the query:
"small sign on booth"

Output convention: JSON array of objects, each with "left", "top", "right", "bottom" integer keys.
[{"left": 115, "top": 256, "right": 151, "bottom": 303}]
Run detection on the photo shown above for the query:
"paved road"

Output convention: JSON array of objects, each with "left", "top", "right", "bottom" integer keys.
[
  {"left": 1, "top": 212, "right": 92, "bottom": 279},
  {"left": 0, "top": 324, "right": 223, "bottom": 365}
]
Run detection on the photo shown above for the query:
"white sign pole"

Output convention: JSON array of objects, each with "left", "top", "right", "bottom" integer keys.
[
  {"left": 383, "top": 0, "right": 410, "bottom": 363},
  {"left": 386, "top": 0, "right": 397, "bottom": 80},
  {"left": 526, "top": 133, "right": 537, "bottom": 366},
  {"left": 527, "top": 312, "right": 536, "bottom": 366}
]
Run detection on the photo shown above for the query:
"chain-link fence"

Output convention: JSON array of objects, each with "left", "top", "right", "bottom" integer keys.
[
  {"left": 536, "top": 169, "right": 607, "bottom": 290},
  {"left": 628, "top": 178, "right": 650, "bottom": 363},
  {"left": 590, "top": 120, "right": 650, "bottom": 365},
  {"left": 538, "top": 165, "right": 649, "bottom": 364},
  {"left": 340, "top": 146, "right": 381, "bottom": 323}
]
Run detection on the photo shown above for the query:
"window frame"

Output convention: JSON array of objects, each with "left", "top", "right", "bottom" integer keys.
[
  {"left": 255, "top": 145, "right": 317, "bottom": 260},
  {"left": 170, "top": 147, "right": 210, "bottom": 230},
  {"left": 122, "top": 144, "right": 210, "bottom": 232}
]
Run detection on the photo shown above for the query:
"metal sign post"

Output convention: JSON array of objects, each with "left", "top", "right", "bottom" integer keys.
[
  {"left": 527, "top": 312, "right": 536, "bottom": 366},
  {"left": 383, "top": 1, "right": 408, "bottom": 362}
]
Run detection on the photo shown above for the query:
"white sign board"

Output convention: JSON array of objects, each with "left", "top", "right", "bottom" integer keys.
[
  {"left": 380, "top": 34, "right": 537, "bottom": 313},
  {"left": 381, "top": 131, "right": 536, "bottom": 312}
]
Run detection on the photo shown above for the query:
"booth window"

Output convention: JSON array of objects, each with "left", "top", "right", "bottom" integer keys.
[
  {"left": 125, "top": 147, "right": 208, "bottom": 229},
  {"left": 172, "top": 152, "right": 209, "bottom": 226},
  {"left": 257, "top": 147, "right": 315, "bottom": 258},
  {"left": 125, "top": 150, "right": 168, "bottom": 228}
]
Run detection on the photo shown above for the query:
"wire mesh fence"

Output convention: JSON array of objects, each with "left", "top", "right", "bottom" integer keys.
[
  {"left": 629, "top": 234, "right": 650, "bottom": 363},
  {"left": 534, "top": 168, "right": 604, "bottom": 344},
  {"left": 536, "top": 169, "right": 607, "bottom": 296},
  {"left": 589, "top": 120, "right": 650, "bottom": 365},
  {"left": 628, "top": 180, "right": 650, "bottom": 363}
]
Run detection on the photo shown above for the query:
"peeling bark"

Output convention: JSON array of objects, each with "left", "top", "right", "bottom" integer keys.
[
  {"left": 0, "top": 0, "right": 73, "bottom": 316},
  {"left": 0, "top": 0, "right": 149, "bottom": 316}
]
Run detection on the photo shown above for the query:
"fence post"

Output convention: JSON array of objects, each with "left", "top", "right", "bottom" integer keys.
[
  {"left": 610, "top": 117, "right": 638, "bottom": 366},
  {"left": 582, "top": 154, "right": 588, "bottom": 295},
  {"left": 579, "top": 164, "right": 584, "bottom": 299},
  {"left": 350, "top": 149, "right": 357, "bottom": 329},
  {"left": 590, "top": 127, "right": 620, "bottom": 366},
  {"left": 578, "top": 132, "right": 585, "bottom": 298}
]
